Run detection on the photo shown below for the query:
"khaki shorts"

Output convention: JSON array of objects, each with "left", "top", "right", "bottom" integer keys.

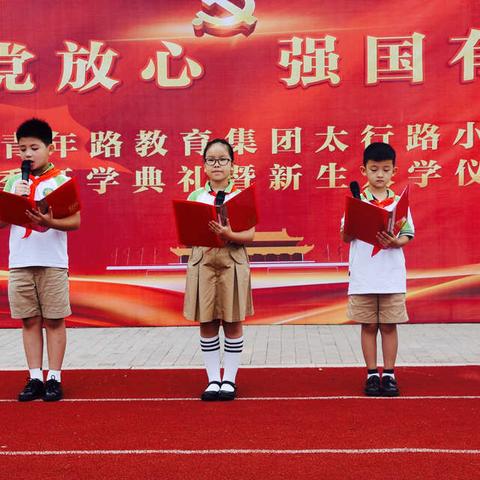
[
  {"left": 8, "top": 267, "right": 72, "bottom": 320},
  {"left": 347, "top": 293, "right": 408, "bottom": 324}
]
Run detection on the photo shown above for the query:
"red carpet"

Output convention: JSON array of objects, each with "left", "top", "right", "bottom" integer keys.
[{"left": 1, "top": 367, "right": 479, "bottom": 479}]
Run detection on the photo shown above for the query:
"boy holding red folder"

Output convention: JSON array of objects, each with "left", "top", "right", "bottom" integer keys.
[
  {"left": 0, "top": 118, "right": 80, "bottom": 402},
  {"left": 341, "top": 142, "right": 414, "bottom": 397}
]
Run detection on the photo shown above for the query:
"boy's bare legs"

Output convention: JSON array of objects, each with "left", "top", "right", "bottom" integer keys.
[
  {"left": 379, "top": 323, "right": 400, "bottom": 396},
  {"left": 361, "top": 323, "right": 382, "bottom": 396},
  {"left": 361, "top": 323, "right": 379, "bottom": 369},
  {"left": 379, "top": 323, "right": 398, "bottom": 370},
  {"left": 22, "top": 316, "right": 43, "bottom": 370},
  {"left": 200, "top": 320, "right": 222, "bottom": 399},
  {"left": 18, "top": 316, "right": 45, "bottom": 401},
  {"left": 44, "top": 318, "right": 66, "bottom": 372}
]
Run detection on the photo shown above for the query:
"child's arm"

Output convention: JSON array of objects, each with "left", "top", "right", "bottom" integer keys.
[
  {"left": 208, "top": 219, "right": 255, "bottom": 244},
  {"left": 25, "top": 208, "right": 81, "bottom": 232}
]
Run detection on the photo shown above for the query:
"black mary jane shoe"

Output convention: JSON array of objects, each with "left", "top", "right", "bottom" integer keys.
[
  {"left": 201, "top": 381, "right": 222, "bottom": 401},
  {"left": 218, "top": 381, "right": 237, "bottom": 401}
]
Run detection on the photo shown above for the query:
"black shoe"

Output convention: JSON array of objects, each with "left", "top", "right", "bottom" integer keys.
[
  {"left": 218, "top": 381, "right": 237, "bottom": 401},
  {"left": 43, "top": 378, "right": 63, "bottom": 402},
  {"left": 18, "top": 378, "right": 45, "bottom": 402},
  {"left": 364, "top": 375, "right": 381, "bottom": 396},
  {"left": 201, "top": 381, "right": 221, "bottom": 401},
  {"left": 381, "top": 375, "right": 399, "bottom": 397}
]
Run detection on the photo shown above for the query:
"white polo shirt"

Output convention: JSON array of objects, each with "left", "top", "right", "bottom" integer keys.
[
  {"left": 4, "top": 169, "right": 70, "bottom": 269},
  {"left": 343, "top": 188, "right": 415, "bottom": 295}
]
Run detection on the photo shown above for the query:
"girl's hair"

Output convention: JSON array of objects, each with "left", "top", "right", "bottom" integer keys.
[{"left": 203, "top": 138, "right": 234, "bottom": 163}]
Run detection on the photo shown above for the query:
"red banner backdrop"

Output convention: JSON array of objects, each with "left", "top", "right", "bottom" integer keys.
[{"left": 1, "top": 0, "right": 479, "bottom": 326}]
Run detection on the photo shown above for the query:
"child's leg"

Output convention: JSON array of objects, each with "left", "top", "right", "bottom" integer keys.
[
  {"left": 379, "top": 323, "right": 398, "bottom": 370},
  {"left": 199, "top": 320, "right": 221, "bottom": 397},
  {"left": 221, "top": 321, "right": 243, "bottom": 394},
  {"left": 22, "top": 316, "right": 44, "bottom": 373},
  {"left": 360, "top": 323, "right": 379, "bottom": 369},
  {"left": 379, "top": 323, "right": 400, "bottom": 396},
  {"left": 43, "top": 318, "right": 67, "bottom": 377}
]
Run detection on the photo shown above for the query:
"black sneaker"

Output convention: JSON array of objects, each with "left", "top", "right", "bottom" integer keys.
[
  {"left": 18, "top": 378, "right": 45, "bottom": 402},
  {"left": 364, "top": 375, "right": 381, "bottom": 396},
  {"left": 381, "top": 375, "right": 399, "bottom": 397},
  {"left": 43, "top": 378, "right": 63, "bottom": 402}
]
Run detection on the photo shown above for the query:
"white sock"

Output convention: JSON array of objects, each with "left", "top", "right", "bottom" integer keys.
[
  {"left": 200, "top": 336, "right": 221, "bottom": 392},
  {"left": 47, "top": 370, "right": 61, "bottom": 382},
  {"left": 222, "top": 336, "right": 243, "bottom": 392},
  {"left": 29, "top": 368, "right": 43, "bottom": 381},
  {"left": 383, "top": 372, "right": 395, "bottom": 379}
]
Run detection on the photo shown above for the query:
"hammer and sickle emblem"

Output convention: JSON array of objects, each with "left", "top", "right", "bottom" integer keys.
[{"left": 192, "top": 0, "right": 257, "bottom": 38}]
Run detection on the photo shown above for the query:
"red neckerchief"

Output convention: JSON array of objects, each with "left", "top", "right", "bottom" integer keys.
[
  {"left": 23, "top": 166, "right": 62, "bottom": 238},
  {"left": 369, "top": 196, "right": 395, "bottom": 208}
]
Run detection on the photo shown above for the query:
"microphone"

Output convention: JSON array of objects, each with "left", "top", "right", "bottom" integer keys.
[
  {"left": 21, "top": 160, "right": 32, "bottom": 196},
  {"left": 349, "top": 181, "right": 361, "bottom": 199},
  {"left": 215, "top": 191, "right": 227, "bottom": 226},
  {"left": 215, "top": 191, "right": 226, "bottom": 206}
]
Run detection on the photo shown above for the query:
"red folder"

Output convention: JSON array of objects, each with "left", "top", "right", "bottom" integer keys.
[
  {"left": 173, "top": 184, "right": 258, "bottom": 247},
  {"left": 343, "top": 186, "right": 409, "bottom": 254},
  {"left": 172, "top": 200, "right": 223, "bottom": 247},
  {"left": 219, "top": 183, "right": 258, "bottom": 232},
  {"left": 0, "top": 191, "right": 43, "bottom": 231},
  {"left": 0, "top": 178, "right": 81, "bottom": 230},
  {"left": 36, "top": 177, "right": 81, "bottom": 217}
]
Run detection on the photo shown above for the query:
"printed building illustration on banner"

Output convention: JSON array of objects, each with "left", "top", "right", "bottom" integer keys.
[{"left": 170, "top": 228, "right": 315, "bottom": 264}]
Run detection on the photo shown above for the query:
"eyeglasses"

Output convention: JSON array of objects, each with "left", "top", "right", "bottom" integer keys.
[{"left": 204, "top": 157, "right": 231, "bottom": 166}]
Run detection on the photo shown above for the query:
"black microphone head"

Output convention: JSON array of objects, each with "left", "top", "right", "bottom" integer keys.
[
  {"left": 349, "top": 181, "right": 361, "bottom": 199},
  {"left": 215, "top": 191, "right": 226, "bottom": 206},
  {"left": 21, "top": 160, "right": 32, "bottom": 181}
]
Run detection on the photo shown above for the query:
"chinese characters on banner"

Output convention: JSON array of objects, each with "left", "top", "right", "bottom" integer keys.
[{"left": 1, "top": 30, "right": 480, "bottom": 92}]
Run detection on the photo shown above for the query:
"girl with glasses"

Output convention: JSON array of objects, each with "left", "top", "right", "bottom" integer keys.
[{"left": 183, "top": 138, "right": 254, "bottom": 401}]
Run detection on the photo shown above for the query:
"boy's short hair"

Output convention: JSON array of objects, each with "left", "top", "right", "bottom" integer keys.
[
  {"left": 203, "top": 138, "right": 235, "bottom": 163},
  {"left": 363, "top": 142, "right": 396, "bottom": 166},
  {"left": 16, "top": 118, "right": 53, "bottom": 146}
]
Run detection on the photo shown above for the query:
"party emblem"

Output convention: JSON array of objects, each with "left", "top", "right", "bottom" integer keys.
[{"left": 192, "top": 0, "right": 257, "bottom": 38}]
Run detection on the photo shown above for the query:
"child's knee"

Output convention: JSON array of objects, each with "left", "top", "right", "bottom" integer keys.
[
  {"left": 361, "top": 323, "right": 379, "bottom": 334},
  {"left": 379, "top": 323, "right": 397, "bottom": 334},
  {"left": 22, "top": 316, "right": 42, "bottom": 329},
  {"left": 43, "top": 318, "right": 65, "bottom": 330}
]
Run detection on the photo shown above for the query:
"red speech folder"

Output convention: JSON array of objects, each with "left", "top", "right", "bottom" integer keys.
[
  {"left": 36, "top": 177, "right": 81, "bottom": 218},
  {"left": 343, "top": 186, "right": 409, "bottom": 254},
  {"left": 0, "top": 178, "right": 81, "bottom": 231},
  {"left": 173, "top": 184, "right": 258, "bottom": 247}
]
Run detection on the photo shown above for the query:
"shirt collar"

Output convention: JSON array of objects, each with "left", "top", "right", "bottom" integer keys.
[
  {"left": 205, "top": 180, "right": 235, "bottom": 195},
  {"left": 362, "top": 187, "right": 395, "bottom": 202}
]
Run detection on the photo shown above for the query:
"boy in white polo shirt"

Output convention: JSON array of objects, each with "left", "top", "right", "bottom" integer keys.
[
  {"left": 0, "top": 118, "right": 81, "bottom": 402},
  {"left": 341, "top": 142, "right": 414, "bottom": 397}
]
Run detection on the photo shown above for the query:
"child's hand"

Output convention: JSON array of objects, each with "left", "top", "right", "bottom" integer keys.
[
  {"left": 14, "top": 180, "right": 30, "bottom": 196},
  {"left": 209, "top": 218, "right": 233, "bottom": 240},
  {"left": 376, "top": 231, "right": 399, "bottom": 249},
  {"left": 25, "top": 206, "right": 54, "bottom": 229}
]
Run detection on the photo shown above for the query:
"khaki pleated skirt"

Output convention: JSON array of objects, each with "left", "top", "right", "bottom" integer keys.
[{"left": 183, "top": 245, "right": 254, "bottom": 323}]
